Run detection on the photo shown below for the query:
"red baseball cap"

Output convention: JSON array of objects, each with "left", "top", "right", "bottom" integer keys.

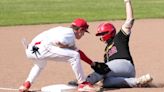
[{"left": 71, "top": 18, "right": 89, "bottom": 33}]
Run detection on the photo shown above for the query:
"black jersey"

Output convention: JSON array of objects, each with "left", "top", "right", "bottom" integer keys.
[{"left": 104, "top": 29, "right": 134, "bottom": 65}]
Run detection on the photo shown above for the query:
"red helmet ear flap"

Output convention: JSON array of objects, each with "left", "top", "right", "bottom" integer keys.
[{"left": 96, "top": 23, "right": 116, "bottom": 41}]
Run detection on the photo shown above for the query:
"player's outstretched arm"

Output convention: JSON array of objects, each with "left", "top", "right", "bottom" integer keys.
[{"left": 122, "top": 0, "right": 135, "bottom": 35}]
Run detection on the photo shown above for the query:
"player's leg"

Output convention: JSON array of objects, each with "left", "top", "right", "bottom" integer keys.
[
  {"left": 86, "top": 72, "right": 104, "bottom": 84},
  {"left": 68, "top": 72, "right": 104, "bottom": 86},
  {"left": 103, "top": 77, "right": 133, "bottom": 88},
  {"left": 103, "top": 59, "right": 135, "bottom": 87},
  {"left": 67, "top": 59, "right": 135, "bottom": 88},
  {"left": 47, "top": 47, "right": 86, "bottom": 83},
  {"left": 26, "top": 59, "right": 47, "bottom": 83},
  {"left": 47, "top": 47, "right": 100, "bottom": 91},
  {"left": 103, "top": 74, "right": 153, "bottom": 88},
  {"left": 19, "top": 59, "right": 47, "bottom": 92}
]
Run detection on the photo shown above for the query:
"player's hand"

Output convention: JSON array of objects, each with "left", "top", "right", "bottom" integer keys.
[{"left": 91, "top": 62, "right": 111, "bottom": 75}]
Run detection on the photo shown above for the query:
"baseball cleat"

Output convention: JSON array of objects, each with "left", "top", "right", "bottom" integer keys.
[
  {"left": 136, "top": 74, "right": 153, "bottom": 87},
  {"left": 68, "top": 79, "right": 78, "bottom": 86},
  {"left": 78, "top": 82, "right": 100, "bottom": 92},
  {"left": 19, "top": 81, "right": 31, "bottom": 92}
]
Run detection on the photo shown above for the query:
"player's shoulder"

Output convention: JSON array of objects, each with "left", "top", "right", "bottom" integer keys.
[
  {"left": 47, "top": 26, "right": 73, "bottom": 33},
  {"left": 47, "top": 27, "right": 75, "bottom": 40},
  {"left": 114, "top": 29, "right": 130, "bottom": 40},
  {"left": 48, "top": 26, "right": 68, "bottom": 31}
]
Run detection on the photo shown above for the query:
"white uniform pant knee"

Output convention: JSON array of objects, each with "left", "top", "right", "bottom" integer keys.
[{"left": 26, "top": 60, "right": 47, "bottom": 84}]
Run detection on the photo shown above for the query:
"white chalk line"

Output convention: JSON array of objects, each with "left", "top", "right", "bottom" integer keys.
[
  {"left": 0, "top": 85, "right": 77, "bottom": 92},
  {"left": 0, "top": 87, "right": 18, "bottom": 91},
  {"left": 0, "top": 87, "right": 41, "bottom": 92}
]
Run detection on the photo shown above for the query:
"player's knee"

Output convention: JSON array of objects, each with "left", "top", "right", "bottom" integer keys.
[
  {"left": 72, "top": 51, "right": 80, "bottom": 60},
  {"left": 68, "top": 51, "right": 80, "bottom": 64},
  {"left": 34, "top": 61, "right": 47, "bottom": 69},
  {"left": 86, "top": 72, "right": 104, "bottom": 84}
]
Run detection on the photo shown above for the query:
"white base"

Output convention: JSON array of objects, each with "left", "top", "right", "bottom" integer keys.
[{"left": 41, "top": 84, "right": 76, "bottom": 92}]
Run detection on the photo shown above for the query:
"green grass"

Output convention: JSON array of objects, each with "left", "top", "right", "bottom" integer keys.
[{"left": 0, "top": 0, "right": 164, "bottom": 26}]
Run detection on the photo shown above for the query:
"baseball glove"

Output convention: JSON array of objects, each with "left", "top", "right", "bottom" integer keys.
[{"left": 91, "top": 62, "right": 111, "bottom": 75}]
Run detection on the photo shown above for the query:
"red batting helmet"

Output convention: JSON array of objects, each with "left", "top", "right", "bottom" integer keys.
[
  {"left": 71, "top": 18, "right": 89, "bottom": 33},
  {"left": 96, "top": 23, "right": 116, "bottom": 41}
]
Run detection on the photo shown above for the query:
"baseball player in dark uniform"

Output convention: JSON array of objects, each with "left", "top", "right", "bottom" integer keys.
[{"left": 69, "top": 0, "right": 153, "bottom": 88}]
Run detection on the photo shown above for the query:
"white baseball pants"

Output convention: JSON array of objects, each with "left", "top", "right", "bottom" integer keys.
[{"left": 25, "top": 44, "right": 86, "bottom": 84}]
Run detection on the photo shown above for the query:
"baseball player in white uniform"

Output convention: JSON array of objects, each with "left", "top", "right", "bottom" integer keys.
[{"left": 19, "top": 18, "right": 100, "bottom": 92}]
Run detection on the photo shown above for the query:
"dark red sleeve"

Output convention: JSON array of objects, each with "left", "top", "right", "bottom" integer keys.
[{"left": 78, "top": 50, "right": 93, "bottom": 65}]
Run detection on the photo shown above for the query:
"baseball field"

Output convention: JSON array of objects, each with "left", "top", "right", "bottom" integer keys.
[{"left": 0, "top": 0, "right": 164, "bottom": 92}]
